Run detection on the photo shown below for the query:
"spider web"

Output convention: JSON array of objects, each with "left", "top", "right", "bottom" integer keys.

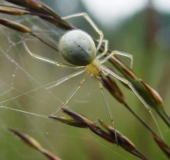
[
  {"left": 0, "top": 10, "right": 134, "bottom": 160},
  {"left": 1, "top": 1, "right": 169, "bottom": 159}
]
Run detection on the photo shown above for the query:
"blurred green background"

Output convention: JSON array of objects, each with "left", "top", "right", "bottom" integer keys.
[{"left": 0, "top": 0, "right": 170, "bottom": 159}]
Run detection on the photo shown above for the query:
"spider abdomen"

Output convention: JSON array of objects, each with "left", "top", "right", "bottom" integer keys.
[{"left": 59, "top": 30, "right": 96, "bottom": 66}]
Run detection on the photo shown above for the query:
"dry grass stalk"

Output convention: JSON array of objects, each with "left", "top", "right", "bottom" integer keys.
[
  {"left": 0, "top": 0, "right": 170, "bottom": 159},
  {"left": 8, "top": 128, "right": 61, "bottom": 160},
  {"left": 50, "top": 108, "right": 148, "bottom": 160},
  {"left": 101, "top": 75, "right": 170, "bottom": 158}
]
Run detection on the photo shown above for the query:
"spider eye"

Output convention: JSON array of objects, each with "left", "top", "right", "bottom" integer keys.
[{"left": 59, "top": 30, "right": 96, "bottom": 66}]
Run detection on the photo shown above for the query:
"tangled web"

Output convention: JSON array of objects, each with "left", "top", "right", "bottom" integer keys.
[{"left": 0, "top": 12, "right": 132, "bottom": 159}]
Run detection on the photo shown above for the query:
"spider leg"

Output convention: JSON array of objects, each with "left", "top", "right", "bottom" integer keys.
[
  {"left": 100, "top": 50, "right": 133, "bottom": 68},
  {"left": 101, "top": 65, "right": 162, "bottom": 138},
  {"left": 46, "top": 69, "right": 85, "bottom": 89},
  {"left": 51, "top": 73, "right": 89, "bottom": 115},
  {"left": 62, "top": 13, "right": 103, "bottom": 51},
  {"left": 96, "top": 40, "right": 108, "bottom": 59},
  {"left": 100, "top": 50, "right": 116, "bottom": 64},
  {"left": 97, "top": 79, "right": 118, "bottom": 144},
  {"left": 113, "top": 50, "right": 133, "bottom": 68},
  {"left": 23, "top": 41, "right": 83, "bottom": 69},
  {"left": 102, "top": 65, "right": 151, "bottom": 111}
]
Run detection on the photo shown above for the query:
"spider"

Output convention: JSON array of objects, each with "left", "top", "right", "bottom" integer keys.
[{"left": 23, "top": 13, "right": 154, "bottom": 128}]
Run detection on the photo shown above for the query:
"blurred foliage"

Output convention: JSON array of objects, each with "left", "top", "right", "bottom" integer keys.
[{"left": 0, "top": 0, "right": 170, "bottom": 160}]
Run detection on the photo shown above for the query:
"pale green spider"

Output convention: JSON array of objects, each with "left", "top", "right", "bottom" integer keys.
[{"left": 24, "top": 13, "right": 154, "bottom": 129}]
